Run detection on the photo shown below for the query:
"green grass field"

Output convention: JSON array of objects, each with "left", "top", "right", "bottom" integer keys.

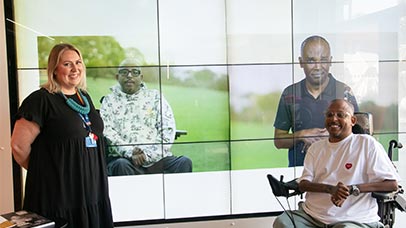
[
  {"left": 83, "top": 77, "right": 399, "bottom": 172},
  {"left": 85, "top": 77, "right": 287, "bottom": 172}
]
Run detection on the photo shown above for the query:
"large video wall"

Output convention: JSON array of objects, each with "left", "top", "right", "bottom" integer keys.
[{"left": 10, "top": 0, "right": 406, "bottom": 223}]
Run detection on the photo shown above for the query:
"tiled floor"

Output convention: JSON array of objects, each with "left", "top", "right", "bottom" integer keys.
[
  {"left": 119, "top": 216, "right": 276, "bottom": 228},
  {"left": 119, "top": 211, "right": 406, "bottom": 228}
]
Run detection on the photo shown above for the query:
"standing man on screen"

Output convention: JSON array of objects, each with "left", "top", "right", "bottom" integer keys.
[
  {"left": 99, "top": 58, "right": 192, "bottom": 175},
  {"left": 273, "top": 35, "right": 359, "bottom": 166}
]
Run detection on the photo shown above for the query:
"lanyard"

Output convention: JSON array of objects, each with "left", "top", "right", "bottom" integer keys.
[
  {"left": 60, "top": 90, "right": 98, "bottom": 147},
  {"left": 60, "top": 90, "right": 94, "bottom": 133},
  {"left": 78, "top": 113, "right": 93, "bottom": 133}
]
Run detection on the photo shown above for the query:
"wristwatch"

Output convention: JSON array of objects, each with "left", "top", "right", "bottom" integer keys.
[{"left": 350, "top": 185, "right": 360, "bottom": 196}]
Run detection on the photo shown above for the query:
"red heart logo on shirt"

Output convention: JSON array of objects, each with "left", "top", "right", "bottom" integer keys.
[{"left": 345, "top": 163, "right": 352, "bottom": 169}]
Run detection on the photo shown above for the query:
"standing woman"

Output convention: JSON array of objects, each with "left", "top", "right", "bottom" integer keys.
[{"left": 11, "top": 43, "right": 114, "bottom": 228}]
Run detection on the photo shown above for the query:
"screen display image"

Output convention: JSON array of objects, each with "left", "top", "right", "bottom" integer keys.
[{"left": 11, "top": 0, "right": 405, "bottom": 223}]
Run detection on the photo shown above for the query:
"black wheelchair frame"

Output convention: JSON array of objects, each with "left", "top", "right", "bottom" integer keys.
[
  {"left": 267, "top": 141, "right": 405, "bottom": 227},
  {"left": 267, "top": 112, "right": 406, "bottom": 228}
]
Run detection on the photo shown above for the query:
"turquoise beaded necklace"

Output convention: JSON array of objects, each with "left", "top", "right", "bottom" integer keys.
[{"left": 60, "top": 89, "right": 90, "bottom": 115}]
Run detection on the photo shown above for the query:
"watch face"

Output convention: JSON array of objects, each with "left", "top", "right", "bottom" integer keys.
[{"left": 353, "top": 185, "right": 360, "bottom": 196}]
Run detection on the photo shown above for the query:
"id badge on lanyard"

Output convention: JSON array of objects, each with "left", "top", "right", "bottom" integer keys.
[
  {"left": 85, "top": 132, "right": 98, "bottom": 148},
  {"left": 80, "top": 114, "right": 98, "bottom": 148}
]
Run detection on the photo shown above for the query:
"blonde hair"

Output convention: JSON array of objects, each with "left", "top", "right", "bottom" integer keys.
[{"left": 41, "top": 43, "right": 87, "bottom": 93}]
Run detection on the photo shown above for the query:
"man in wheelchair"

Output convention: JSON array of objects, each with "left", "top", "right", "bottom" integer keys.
[{"left": 272, "top": 99, "right": 400, "bottom": 228}]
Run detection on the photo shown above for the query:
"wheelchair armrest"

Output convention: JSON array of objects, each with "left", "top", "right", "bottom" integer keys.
[
  {"left": 372, "top": 187, "right": 406, "bottom": 212},
  {"left": 372, "top": 191, "right": 398, "bottom": 201},
  {"left": 267, "top": 174, "right": 303, "bottom": 198},
  {"left": 394, "top": 194, "right": 406, "bottom": 212}
]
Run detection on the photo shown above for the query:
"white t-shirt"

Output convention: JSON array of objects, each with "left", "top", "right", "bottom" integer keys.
[{"left": 299, "top": 133, "right": 400, "bottom": 224}]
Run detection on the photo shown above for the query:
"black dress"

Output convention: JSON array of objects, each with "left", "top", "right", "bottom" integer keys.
[{"left": 16, "top": 88, "right": 114, "bottom": 228}]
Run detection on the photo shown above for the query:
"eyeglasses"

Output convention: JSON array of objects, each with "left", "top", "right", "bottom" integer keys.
[
  {"left": 324, "top": 111, "right": 351, "bottom": 119},
  {"left": 118, "top": 68, "right": 141, "bottom": 77}
]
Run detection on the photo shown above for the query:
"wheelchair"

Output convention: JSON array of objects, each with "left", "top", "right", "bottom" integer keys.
[{"left": 267, "top": 112, "right": 406, "bottom": 228}]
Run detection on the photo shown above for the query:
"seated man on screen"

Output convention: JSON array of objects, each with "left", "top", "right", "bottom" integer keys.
[
  {"left": 273, "top": 99, "right": 400, "bottom": 228},
  {"left": 273, "top": 35, "right": 359, "bottom": 166},
  {"left": 100, "top": 58, "right": 192, "bottom": 175}
]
